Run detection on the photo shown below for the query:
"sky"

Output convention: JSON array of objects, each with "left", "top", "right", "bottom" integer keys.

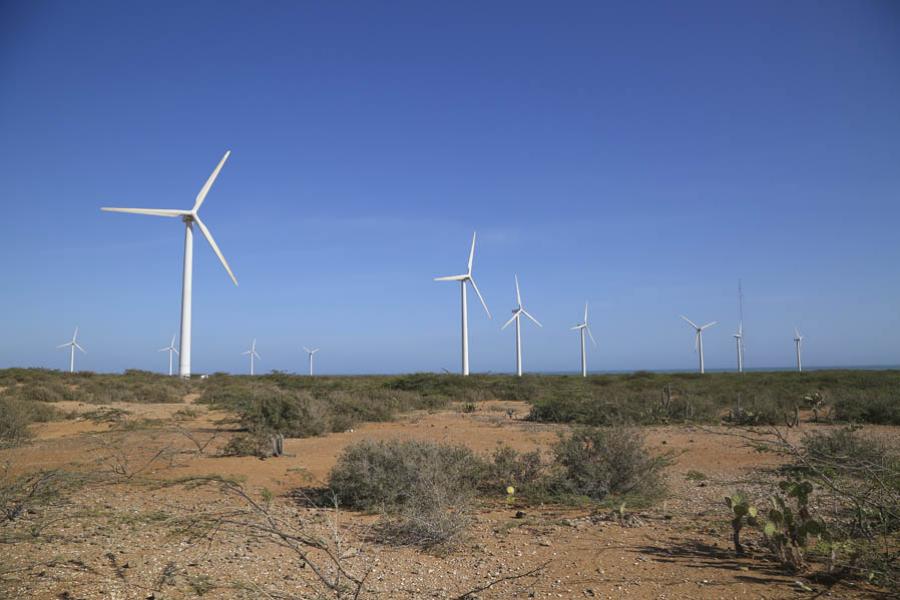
[{"left": 1, "top": 1, "right": 898, "bottom": 375}]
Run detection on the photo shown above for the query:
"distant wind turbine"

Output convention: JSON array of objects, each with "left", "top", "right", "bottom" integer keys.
[
  {"left": 733, "top": 323, "right": 743, "bottom": 373},
  {"left": 501, "top": 274, "right": 541, "bottom": 377},
  {"left": 57, "top": 327, "right": 86, "bottom": 373},
  {"left": 570, "top": 302, "right": 596, "bottom": 377},
  {"left": 102, "top": 151, "right": 238, "bottom": 378},
  {"left": 434, "top": 232, "right": 492, "bottom": 376},
  {"left": 680, "top": 316, "right": 717, "bottom": 374},
  {"left": 303, "top": 347, "right": 319, "bottom": 376},
  {"left": 242, "top": 339, "right": 260, "bottom": 375},
  {"left": 793, "top": 328, "right": 803, "bottom": 372},
  {"left": 159, "top": 334, "right": 179, "bottom": 376}
]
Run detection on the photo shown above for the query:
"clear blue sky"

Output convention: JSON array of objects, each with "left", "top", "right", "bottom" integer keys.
[{"left": 1, "top": 1, "right": 898, "bottom": 375}]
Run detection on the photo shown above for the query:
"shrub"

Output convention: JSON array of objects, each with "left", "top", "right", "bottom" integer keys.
[
  {"left": 552, "top": 427, "right": 671, "bottom": 502},
  {"left": 0, "top": 397, "right": 34, "bottom": 447},
  {"left": 328, "top": 439, "right": 483, "bottom": 549},
  {"left": 479, "top": 446, "right": 545, "bottom": 497}
]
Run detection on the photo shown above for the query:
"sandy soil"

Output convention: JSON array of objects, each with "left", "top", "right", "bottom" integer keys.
[{"left": 0, "top": 400, "right": 889, "bottom": 599}]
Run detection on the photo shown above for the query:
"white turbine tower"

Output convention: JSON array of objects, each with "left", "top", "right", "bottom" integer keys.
[
  {"left": 680, "top": 316, "right": 717, "bottom": 374},
  {"left": 303, "top": 347, "right": 319, "bottom": 376},
  {"left": 159, "top": 334, "right": 179, "bottom": 376},
  {"left": 793, "top": 328, "right": 803, "bottom": 372},
  {"left": 57, "top": 327, "right": 86, "bottom": 373},
  {"left": 242, "top": 339, "right": 260, "bottom": 375},
  {"left": 101, "top": 151, "right": 238, "bottom": 378},
  {"left": 501, "top": 274, "right": 542, "bottom": 377},
  {"left": 733, "top": 323, "right": 743, "bottom": 373},
  {"left": 570, "top": 302, "right": 596, "bottom": 377},
  {"left": 434, "top": 232, "right": 492, "bottom": 376}
]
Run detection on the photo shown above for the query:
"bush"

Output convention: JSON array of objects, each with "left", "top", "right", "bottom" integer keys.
[
  {"left": 552, "top": 427, "right": 671, "bottom": 502},
  {"left": 479, "top": 446, "right": 545, "bottom": 497},
  {"left": 328, "top": 439, "right": 483, "bottom": 549},
  {"left": 0, "top": 397, "right": 34, "bottom": 447}
]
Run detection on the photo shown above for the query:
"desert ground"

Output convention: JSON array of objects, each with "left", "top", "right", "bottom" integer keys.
[{"left": 2, "top": 386, "right": 894, "bottom": 600}]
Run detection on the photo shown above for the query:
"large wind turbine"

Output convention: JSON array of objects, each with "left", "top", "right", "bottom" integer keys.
[
  {"left": 101, "top": 151, "right": 238, "bottom": 378},
  {"left": 434, "top": 232, "right": 492, "bottom": 376},
  {"left": 159, "top": 334, "right": 179, "bottom": 376},
  {"left": 680, "top": 316, "right": 717, "bottom": 374},
  {"left": 242, "top": 339, "right": 260, "bottom": 375},
  {"left": 303, "top": 347, "right": 319, "bottom": 376},
  {"left": 501, "top": 274, "right": 542, "bottom": 376},
  {"left": 733, "top": 323, "right": 743, "bottom": 373},
  {"left": 570, "top": 302, "right": 596, "bottom": 377},
  {"left": 793, "top": 328, "right": 803, "bottom": 372},
  {"left": 57, "top": 327, "right": 85, "bottom": 373}
]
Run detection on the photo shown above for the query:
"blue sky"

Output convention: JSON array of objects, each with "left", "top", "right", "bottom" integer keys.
[{"left": 1, "top": 1, "right": 898, "bottom": 375}]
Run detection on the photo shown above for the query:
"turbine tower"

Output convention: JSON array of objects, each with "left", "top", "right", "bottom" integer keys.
[
  {"left": 434, "top": 232, "right": 491, "bottom": 375},
  {"left": 680, "top": 316, "right": 717, "bottom": 374},
  {"left": 733, "top": 323, "right": 743, "bottom": 373},
  {"left": 793, "top": 328, "right": 803, "bottom": 372},
  {"left": 57, "top": 327, "right": 85, "bottom": 373},
  {"left": 570, "top": 302, "right": 596, "bottom": 377},
  {"left": 159, "top": 334, "right": 179, "bottom": 376},
  {"left": 303, "top": 347, "right": 319, "bottom": 376},
  {"left": 242, "top": 339, "right": 260, "bottom": 375},
  {"left": 501, "top": 274, "right": 542, "bottom": 377},
  {"left": 102, "top": 151, "right": 238, "bottom": 378}
]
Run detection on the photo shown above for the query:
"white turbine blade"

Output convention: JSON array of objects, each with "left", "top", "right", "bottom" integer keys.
[
  {"left": 241, "top": 350, "right": 251, "bottom": 355},
  {"left": 311, "top": 349, "right": 319, "bottom": 354},
  {"left": 586, "top": 327, "right": 598, "bottom": 347},
  {"left": 158, "top": 347, "right": 169, "bottom": 352},
  {"left": 570, "top": 324, "right": 584, "bottom": 331},
  {"left": 74, "top": 343, "right": 86, "bottom": 354},
  {"left": 700, "top": 321, "right": 718, "bottom": 330},
  {"left": 101, "top": 207, "right": 189, "bottom": 217},
  {"left": 194, "top": 216, "right": 238, "bottom": 286},
  {"left": 680, "top": 315, "right": 698, "bottom": 329},
  {"left": 72, "top": 327, "right": 79, "bottom": 342},
  {"left": 170, "top": 334, "right": 177, "bottom": 347},
  {"left": 253, "top": 351, "right": 261, "bottom": 360},
  {"left": 738, "top": 321, "right": 743, "bottom": 336},
  {"left": 467, "top": 231, "right": 477, "bottom": 274},
  {"left": 522, "top": 309, "right": 542, "bottom": 327},
  {"left": 468, "top": 277, "right": 491, "bottom": 319},
  {"left": 57, "top": 342, "right": 71, "bottom": 349},
  {"left": 514, "top": 274, "right": 521, "bottom": 307},
  {"left": 434, "top": 274, "right": 468, "bottom": 282},
  {"left": 794, "top": 327, "right": 801, "bottom": 339},
  {"left": 501, "top": 312, "right": 519, "bottom": 330},
  {"left": 172, "top": 347, "right": 179, "bottom": 355},
  {"left": 303, "top": 347, "right": 311, "bottom": 353},
  {"left": 584, "top": 302, "right": 589, "bottom": 324},
  {"left": 193, "top": 150, "right": 230, "bottom": 212}
]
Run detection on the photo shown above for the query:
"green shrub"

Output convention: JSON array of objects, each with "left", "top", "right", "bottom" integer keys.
[
  {"left": 552, "top": 427, "right": 671, "bottom": 502},
  {"left": 0, "top": 397, "right": 34, "bottom": 447}
]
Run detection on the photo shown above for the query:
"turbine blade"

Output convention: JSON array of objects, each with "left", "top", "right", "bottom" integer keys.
[
  {"left": 72, "top": 327, "right": 78, "bottom": 342},
  {"left": 159, "top": 347, "right": 169, "bottom": 352},
  {"left": 74, "top": 343, "right": 86, "bottom": 353},
  {"left": 312, "top": 349, "right": 319, "bottom": 354},
  {"left": 468, "top": 276, "right": 491, "bottom": 319},
  {"left": 57, "top": 342, "right": 71, "bottom": 349},
  {"left": 584, "top": 302, "right": 589, "bottom": 324},
  {"left": 522, "top": 309, "right": 542, "bottom": 327},
  {"left": 701, "top": 321, "right": 718, "bottom": 330},
  {"left": 194, "top": 216, "right": 238, "bottom": 286},
  {"left": 173, "top": 348, "right": 179, "bottom": 355},
  {"left": 434, "top": 274, "right": 468, "bottom": 281},
  {"left": 570, "top": 324, "right": 583, "bottom": 331},
  {"left": 501, "top": 312, "right": 518, "bottom": 330},
  {"left": 101, "top": 207, "right": 189, "bottom": 217},
  {"left": 303, "top": 347, "right": 311, "bottom": 353},
  {"left": 514, "top": 274, "right": 521, "bottom": 307},
  {"left": 680, "top": 315, "right": 699, "bottom": 329},
  {"left": 586, "top": 327, "right": 598, "bottom": 347},
  {"left": 467, "top": 231, "right": 476, "bottom": 274},
  {"left": 193, "top": 151, "right": 231, "bottom": 212}
]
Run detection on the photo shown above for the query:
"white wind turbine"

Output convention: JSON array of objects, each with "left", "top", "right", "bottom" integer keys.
[
  {"left": 793, "top": 327, "right": 803, "bottom": 372},
  {"left": 101, "top": 151, "right": 238, "bottom": 378},
  {"left": 570, "top": 302, "right": 596, "bottom": 377},
  {"left": 733, "top": 323, "right": 744, "bottom": 373},
  {"left": 159, "top": 334, "right": 179, "bottom": 376},
  {"left": 501, "top": 274, "right": 542, "bottom": 377},
  {"left": 434, "top": 232, "right": 492, "bottom": 376},
  {"left": 242, "top": 339, "right": 260, "bottom": 375},
  {"left": 680, "top": 316, "right": 717, "bottom": 374},
  {"left": 303, "top": 347, "right": 319, "bottom": 376},
  {"left": 57, "top": 327, "right": 86, "bottom": 373}
]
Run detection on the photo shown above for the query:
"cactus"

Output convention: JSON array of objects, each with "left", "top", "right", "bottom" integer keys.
[
  {"left": 725, "top": 492, "right": 758, "bottom": 555},
  {"left": 761, "top": 479, "right": 828, "bottom": 570}
]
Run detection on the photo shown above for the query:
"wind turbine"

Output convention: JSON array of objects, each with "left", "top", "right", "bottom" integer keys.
[
  {"left": 501, "top": 274, "right": 542, "bottom": 377},
  {"left": 57, "top": 327, "right": 86, "bottom": 373},
  {"left": 434, "top": 232, "right": 492, "bottom": 376},
  {"left": 101, "top": 151, "right": 238, "bottom": 378},
  {"left": 733, "top": 323, "right": 743, "bottom": 373},
  {"left": 793, "top": 328, "right": 803, "bottom": 372},
  {"left": 303, "top": 347, "right": 319, "bottom": 376},
  {"left": 159, "top": 334, "right": 179, "bottom": 376},
  {"left": 680, "top": 316, "right": 717, "bottom": 374},
  {"left": 242, "top": 339, "right": 260, "bottom": 375},
  {"left": 570, "top": 302, "right": 596, "bottom": 377}
]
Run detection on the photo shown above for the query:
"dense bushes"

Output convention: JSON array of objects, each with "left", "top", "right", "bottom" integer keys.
[
  {"left": 327, "top": 428, "right": 671, "bottom": 548},
  {"left": 0, "top": 397, "right": 60, "bottom": 447}
]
